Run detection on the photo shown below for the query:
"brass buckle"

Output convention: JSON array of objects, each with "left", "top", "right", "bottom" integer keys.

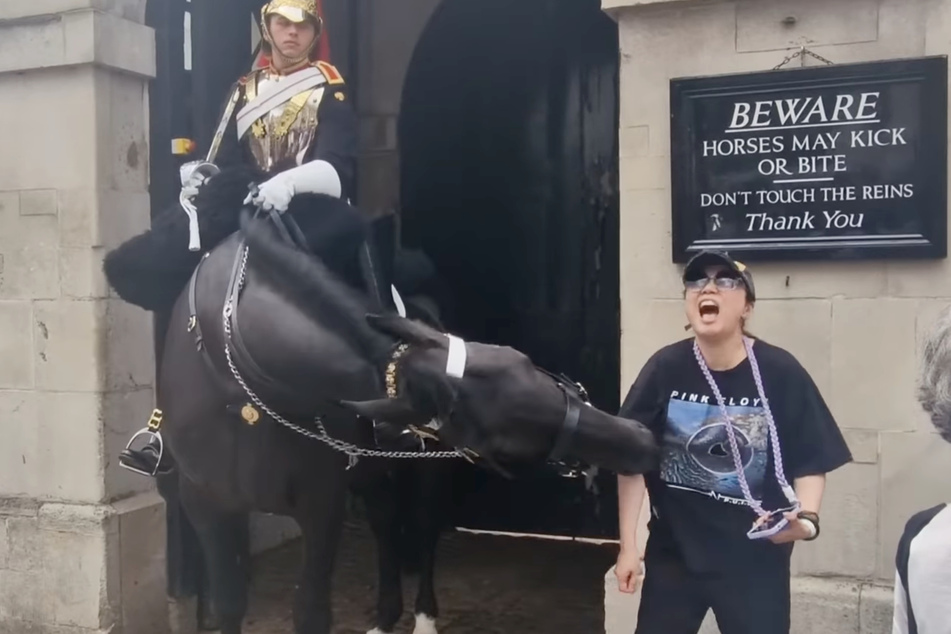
[{"left": 147, "top": 408, "right": 163, "bottom": 431}]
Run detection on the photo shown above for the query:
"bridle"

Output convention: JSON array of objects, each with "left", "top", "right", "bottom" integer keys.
[{"left": 183, "top": 201, "right": 593, "bottom": 476}]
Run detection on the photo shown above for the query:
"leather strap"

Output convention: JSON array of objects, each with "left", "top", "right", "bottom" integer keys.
[{"left": 548, "top": 388, "right": 582, "bottom": 463}]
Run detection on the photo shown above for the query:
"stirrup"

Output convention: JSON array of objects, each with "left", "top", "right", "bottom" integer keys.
[{"left": 120, "top": 428, "right": 166, "bottom": 477}]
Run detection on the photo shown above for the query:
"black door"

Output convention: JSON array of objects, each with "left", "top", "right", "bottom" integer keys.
[{"left": 398, "top": 0, "right": 622, "bottom": 539}]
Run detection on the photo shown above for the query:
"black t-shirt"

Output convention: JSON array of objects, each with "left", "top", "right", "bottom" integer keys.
[{"left": 619, "top": 337, "right": 853, "bottom": 573}]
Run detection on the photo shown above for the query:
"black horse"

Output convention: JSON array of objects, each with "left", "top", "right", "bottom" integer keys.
[{"left": 103, "top": 175, "right": 658, "bottom": 634}]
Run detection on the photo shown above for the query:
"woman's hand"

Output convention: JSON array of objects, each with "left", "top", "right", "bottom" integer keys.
[
  {"left": 768, "top": 512, "right": 816, "bottom": 544},
  {"left": 615, "top": 546, "right": 646, "bottom": 593}
]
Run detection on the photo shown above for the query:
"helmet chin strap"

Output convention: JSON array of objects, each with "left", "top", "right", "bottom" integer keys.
[{"left": 271, "top": 45, "right": 311, "bottom": 68}]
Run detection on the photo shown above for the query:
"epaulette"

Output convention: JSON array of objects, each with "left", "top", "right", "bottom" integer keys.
[{"left": 314, "top": 60, "right": 345, "bottom": 85}]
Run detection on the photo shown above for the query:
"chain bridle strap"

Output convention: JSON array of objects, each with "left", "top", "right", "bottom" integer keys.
[{"left": 692, "top": 337, "right": 799, "bottom": 518}]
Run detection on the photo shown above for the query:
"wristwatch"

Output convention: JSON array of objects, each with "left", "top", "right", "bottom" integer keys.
[{"left": 797, "top": 511, "right": 820, "bottom": 541}]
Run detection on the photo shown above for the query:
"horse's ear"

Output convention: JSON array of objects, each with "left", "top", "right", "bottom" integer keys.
[
  {"left": 365, "top": 313, "right": 444, "bottom": 347},
  {"left": 338, "top": 397, "right": 420, "bottom": 425}
]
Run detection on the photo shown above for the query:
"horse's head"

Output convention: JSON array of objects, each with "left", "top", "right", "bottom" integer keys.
[{"left": 340, "top": 313, "right": 659, "bottom": 476}]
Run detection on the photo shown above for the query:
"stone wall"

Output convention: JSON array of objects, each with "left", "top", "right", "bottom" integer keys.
[
  {"left": 603, "top": 0, "right": 951, "bottom": 632},
  {"left": 0, "top": 1, "right": 167, "bottom": 632},
  {"left": 352, "top": 0, "right": 442, "bottom": 217}
]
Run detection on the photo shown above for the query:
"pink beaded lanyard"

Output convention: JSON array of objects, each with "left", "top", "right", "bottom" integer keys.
[{"left": 692, "top": 337, "right": 800, "bottom": 540}]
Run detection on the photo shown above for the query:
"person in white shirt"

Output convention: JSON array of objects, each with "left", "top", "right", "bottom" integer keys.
[{"left": 893, "top": 306, "right": 951, "bottom": 634}]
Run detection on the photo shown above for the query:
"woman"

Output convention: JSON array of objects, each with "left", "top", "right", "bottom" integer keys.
[
  {"left": 614, "top": 250, "right": 852, "bottom": 634},
  {"left": 891, "top": 306, "right": 951, "bottom": 634}
]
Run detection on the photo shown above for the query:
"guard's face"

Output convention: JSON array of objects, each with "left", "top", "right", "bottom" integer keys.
[
  {"left": 683, "top": 264, "right": 751, "bottom": 340},
  {"left": 268, "top": 15, "right": 317, "bottom": 59}
]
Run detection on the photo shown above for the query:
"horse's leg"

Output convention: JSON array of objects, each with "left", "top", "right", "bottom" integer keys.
[
  {"left": 358, "top": 467, "right": 404, "bottom": 634},
  {"left": 410, "top": 463, "right": 445, "bottom": 634},
  {"left": 179, "top": 478, "right": 250, "bottom": 634},
  {"left": 293, "top": 474, "right": 348, "bottom": 634}
]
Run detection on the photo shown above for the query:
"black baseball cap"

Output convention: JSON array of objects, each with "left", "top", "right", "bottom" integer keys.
[{"left": 682, "top": 250, "right": 756, "bottom": 301}]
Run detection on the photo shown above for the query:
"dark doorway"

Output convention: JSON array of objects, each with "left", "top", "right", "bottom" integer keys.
[{"left": 398, "top": 0, "right": 622, "bottom": 539}]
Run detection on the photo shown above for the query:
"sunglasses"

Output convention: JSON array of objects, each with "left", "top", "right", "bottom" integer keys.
[{"left": 684, "top": 272, "right": 744, "bottom": 292}]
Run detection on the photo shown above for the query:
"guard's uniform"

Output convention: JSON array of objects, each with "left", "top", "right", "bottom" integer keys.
[{"left": 211, "top": 58, "right": 358, "bottom": 200}]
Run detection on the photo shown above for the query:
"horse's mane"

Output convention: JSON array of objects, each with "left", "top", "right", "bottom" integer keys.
[{"left": 239, "top": 211, "right": 394, "bottom": 366}]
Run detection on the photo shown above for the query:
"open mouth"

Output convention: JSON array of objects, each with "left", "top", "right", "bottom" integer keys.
[{"left": 698, "top": 299, "right": 719, "bottom": 323}]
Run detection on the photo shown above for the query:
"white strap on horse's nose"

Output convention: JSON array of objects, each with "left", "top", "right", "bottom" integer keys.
[{"left": 445, "top": 334, "right": 467, "bottom": 378}]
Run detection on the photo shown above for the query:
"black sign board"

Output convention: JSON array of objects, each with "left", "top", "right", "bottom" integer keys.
[{"left": 670, "top": 56, "right": 948, "bottom": 262}]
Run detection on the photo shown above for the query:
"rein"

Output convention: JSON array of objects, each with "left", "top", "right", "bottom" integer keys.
[{"left": 186, "top": 203, "right": 592, "bottom": 475}]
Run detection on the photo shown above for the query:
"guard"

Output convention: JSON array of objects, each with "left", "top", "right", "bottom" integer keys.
[{"left": 119, "top": 0, "right": 396, "bottom": 477}]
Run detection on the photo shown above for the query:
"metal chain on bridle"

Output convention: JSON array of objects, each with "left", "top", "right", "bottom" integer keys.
[
  {"left": 692, "top": 337, "right": 798, "bottom": 518},
  {"left": 221, "top": 243, "right": 471, "bottom": 469}
]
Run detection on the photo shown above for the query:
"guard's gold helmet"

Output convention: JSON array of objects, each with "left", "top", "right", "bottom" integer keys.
[
  {"left": 259, "top": 0, "right": 324, "bottom": 64},
  {"left": 261, "top": 0, "right": 322, "bottom": 27}
]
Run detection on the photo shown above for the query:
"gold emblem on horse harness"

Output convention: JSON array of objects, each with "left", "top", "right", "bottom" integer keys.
[{"left": 241, "top": 404, "right": 260, "bottom": 425}]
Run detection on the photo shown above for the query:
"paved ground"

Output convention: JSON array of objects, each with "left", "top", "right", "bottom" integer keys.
[{"left": 242, "top": 520, "right": 616, "bottom": 633}]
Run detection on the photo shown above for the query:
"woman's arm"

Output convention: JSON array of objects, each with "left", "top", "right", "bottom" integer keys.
[
  {"left": 618, "top": 473, "right": 647, "bottom": 551},
  {"left": 794, "top": 473, "right": 826, "bottom": 513},
  {"left": 615, "top": 473, "right": 648, "bottom": 593},
  {"left": 614, "top": 351, "right": 663, "bottom": 592}
]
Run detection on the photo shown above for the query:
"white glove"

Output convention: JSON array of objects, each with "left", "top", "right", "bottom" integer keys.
[
  {"left": 244, "top": 160, "right": 342, "bottom": 212},
  {"left": 178, "top": 161, "right": 220, "bottom": 251}
]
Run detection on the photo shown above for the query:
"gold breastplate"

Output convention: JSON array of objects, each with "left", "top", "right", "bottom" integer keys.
[{"left": 242, "top": 71, "right": 325, "bottom": 173}]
